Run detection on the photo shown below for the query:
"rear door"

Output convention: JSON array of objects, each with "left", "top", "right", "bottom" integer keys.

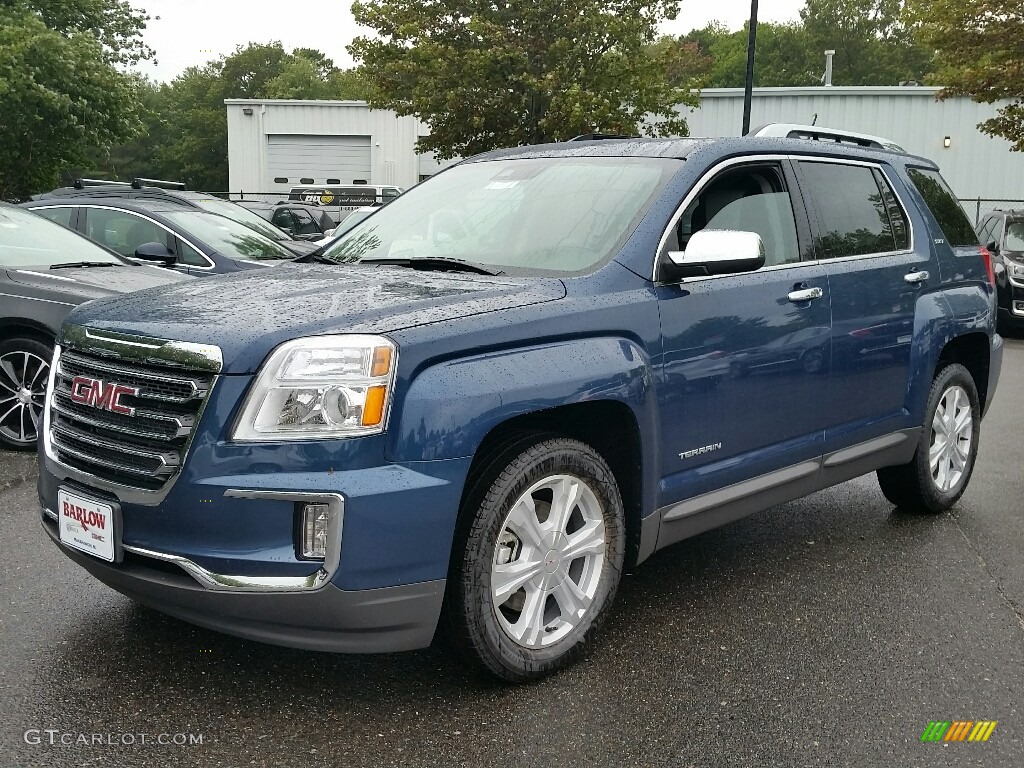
[{"left": 794, "top": 159, "right": 927, "bottom": 453}]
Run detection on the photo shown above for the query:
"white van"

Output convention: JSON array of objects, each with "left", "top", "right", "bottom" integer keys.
[{"left": 286, "top": 185, "right": 403, "bottom": 225}]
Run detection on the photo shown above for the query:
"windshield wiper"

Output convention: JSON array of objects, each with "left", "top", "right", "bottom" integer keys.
[
  {"left": 294, "top": 252, "right": 333, "bottom": 264},
  {"left": 358, "top": 256, "right": 503, "bottom": 276},
  {"left": 50, "top": 261, "right": 119, "bottom": 270}
]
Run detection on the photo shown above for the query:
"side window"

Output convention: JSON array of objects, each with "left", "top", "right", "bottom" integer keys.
[
  {"left": 176, "top": 238, "right": 208, "bottom": 267},
  {"left": 977, "top": 217, "right": 997, "bottom": 248},
  {"left": 674, "top": 164, "right": 800, "bottom": 268},
  {"left": 906, "top": 167, "right": 978, "bottom": 247},
  {"left": 84, "top": 208, "right": 170, "bottom": 257},
  {"left": 799, "top": 162, "right": 899, "bottom": 259},
  {"left": 288, "top": 208, "right": 319, "bottom": 235},
  {"left": 873, "top": 169, "right": 910, "bottom": 251},
  {"left": 32, "top": 207, "right": 74, "bottom": 229},
  {"left": 272, "top": 209, "right": 297, "bottom": 233}
]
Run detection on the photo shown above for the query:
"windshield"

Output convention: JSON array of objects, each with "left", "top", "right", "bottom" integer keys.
[
  {"left": 1006, "top": 221, "right": 1024, "bottom": 252},
  {"left": 319, "top": 157, "right": 680, "bottom": 274},
  {"left": 185, "top": 195, "right": 293, "bottom": 242},
  {"left": 162, "top": 211, "right": 296, "bottom": 261},
  {"left": 0, "top": 206, "right": 125, "bottom": 268}
]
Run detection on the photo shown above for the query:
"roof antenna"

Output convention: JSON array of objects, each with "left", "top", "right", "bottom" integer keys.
[{"left": 811, "top": 112, "right": 818, "bottom": 126}]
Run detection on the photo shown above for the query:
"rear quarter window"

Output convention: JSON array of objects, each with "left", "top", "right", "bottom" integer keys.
[{"left": 907, "top": 168, "right": 978, "bottom": 247}]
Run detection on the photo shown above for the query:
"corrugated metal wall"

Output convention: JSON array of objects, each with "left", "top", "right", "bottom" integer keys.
[
  {"left": 227, "top": 89, "right": 1024, "bottom": 211},
  {"left": 680, "top": 87, "right": 1024, "bottom": 205},
  {"left": 226, "top": 100, "right": 422, "bottom": 194}
]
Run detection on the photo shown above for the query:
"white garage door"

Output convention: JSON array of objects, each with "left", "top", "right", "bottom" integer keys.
[{"left": 266, "top": 135, "right": 371, "bottom": 193}]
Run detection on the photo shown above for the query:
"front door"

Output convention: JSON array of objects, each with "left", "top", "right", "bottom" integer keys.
[{"left": 655, "top": 159, "right": 832, "bottom": 508}]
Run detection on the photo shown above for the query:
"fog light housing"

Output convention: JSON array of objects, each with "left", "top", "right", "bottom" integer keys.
[
  {"left": 1013, "top": 300, "right": 1024, "bottom": 316},
  {"left": 300, "top": 503, "right": 331, "bottom": 560}
]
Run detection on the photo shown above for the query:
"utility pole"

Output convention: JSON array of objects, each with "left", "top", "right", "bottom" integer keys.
[{"left": 741, "top": 0, "right": 759, "bottom": 135}]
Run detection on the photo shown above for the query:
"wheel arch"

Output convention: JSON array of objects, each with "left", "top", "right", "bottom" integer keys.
[
  {"left": 0, "top": 319, "right": 57, "bottom": 347},
  {"left": 935, "top": 331, "right": 990, "bottom": 413},
  {"left": 457, "top": 400, "right": 648, "bottom": 569}
]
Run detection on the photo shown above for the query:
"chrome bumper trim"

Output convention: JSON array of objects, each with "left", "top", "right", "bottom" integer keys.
[{"left": 43, "top": 490, "right": 344, "bottom": 593}]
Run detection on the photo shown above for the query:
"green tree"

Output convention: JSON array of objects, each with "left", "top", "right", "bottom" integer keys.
[
  {"left": 800, "top": 0, "right": 933, "bottom": 85},
  {"left": 906, "top": 0, "right": 1024, "bottom": 150},
  {"left": 91, "top": 43, "right": 370, "bottom": 191},
  {"left": 349, "top": 0, "right": 697, "bottom": 160},
  {"left": 0, "top": 0, "right": 150, "bottom": 199}
]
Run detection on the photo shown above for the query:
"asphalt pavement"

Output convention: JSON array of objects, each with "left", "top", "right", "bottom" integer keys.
[{"left": 1, "top": 341, "right": 1021, "bottom": 767}]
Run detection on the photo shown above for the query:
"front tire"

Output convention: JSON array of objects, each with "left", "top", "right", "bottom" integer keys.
[
  {"left": 447, "top": 437, "right": 625, "bottom": 681},
  {"left": 0, "top": 336, "right": 53, "bottom": 451},
  {"left": 876, "top": 363, "right": 981, "bottom": 514}
]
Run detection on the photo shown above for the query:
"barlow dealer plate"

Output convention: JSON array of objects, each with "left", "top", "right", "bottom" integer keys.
[{"left": 57, "top": 489, "right": 118, "bottom": 562}]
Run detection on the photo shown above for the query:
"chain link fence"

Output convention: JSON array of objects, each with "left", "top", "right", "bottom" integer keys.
[{"left": 960, "top": 198, "right": 1024, "bottom": 225}]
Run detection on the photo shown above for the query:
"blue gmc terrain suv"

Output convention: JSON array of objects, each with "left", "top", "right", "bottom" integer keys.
[{"left": 38, "top": 127, "right": 1003, "bottom": 681}]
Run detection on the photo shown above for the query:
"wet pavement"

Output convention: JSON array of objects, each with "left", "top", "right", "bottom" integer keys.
[{"left": 1, "top": 340, "right": 1021, "bottom": 767}]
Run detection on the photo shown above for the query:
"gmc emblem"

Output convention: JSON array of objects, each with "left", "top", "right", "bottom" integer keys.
[{"left": 69, "top": 376, "right": 138, "bottom": 416}]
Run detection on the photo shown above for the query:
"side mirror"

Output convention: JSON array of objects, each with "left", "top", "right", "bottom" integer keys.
[
  {"left": 666, "top": 229, "right": 765, "bottom": 278},
  {"left": 133, "top": 242, "right": 177, "bottom": 267},
  {"left": 987, "top": 240, "right": 999, "bottom": 254}
]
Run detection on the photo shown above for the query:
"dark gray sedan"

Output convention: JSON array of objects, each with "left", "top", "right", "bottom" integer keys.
[{"left": 0, "top": 204, "right": 190, "bottom": 450}]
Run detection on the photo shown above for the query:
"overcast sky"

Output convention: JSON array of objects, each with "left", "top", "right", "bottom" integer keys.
[{"left": 128, "top": 0, "right": 806, "bottom": 82}]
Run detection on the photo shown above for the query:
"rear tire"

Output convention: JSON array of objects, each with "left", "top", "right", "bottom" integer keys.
[
  {"left": 0, "top": 336, "right": 53, "bottom": 451},
  {"left": 876, "top": 363, "right": 980, "bottom": 514},
  {"left": 446, "top": 436, "right": 625, "bottom": 681}
]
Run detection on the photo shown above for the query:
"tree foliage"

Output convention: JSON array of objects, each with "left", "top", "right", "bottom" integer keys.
[
  {"left": 906, "top": 0, "right": 1024, "bottom": 151},
  {"left": 86, "top": 43, "right": 370, "bottom": 192},
  {"left": 0, "top": 0, "right": 150, "bottom": 199},
  {"left": 659, "top": 0, "right": 934, "bottom": 89},
  {"left": 349, "top": 0, "right": 697, "bottom": 160}
]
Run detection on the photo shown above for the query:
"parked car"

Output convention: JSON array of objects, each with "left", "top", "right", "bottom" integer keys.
[
  {"left": 314, "top": 205, "right": 378, "bottom": 245},
  {"left": 976, "top": 208, "right": 1024, "bottom": 335},
  {"left": 21, "top": 199, "right": 298, "bottom": 275},
  {"left": 37, "top": 126, "right": 1002, "bottom": 682},
  {"left": 235, "top": 200, "right": 335, "bottom": 241},
  {"left": 286, "top": 184, "right": 402, "bottom": 225},
  {"left": 0, "top": 203, "right": 189, "bottom": 450},
  {"left": 34, "top": 179, "right": 321, "bottom": 256}
]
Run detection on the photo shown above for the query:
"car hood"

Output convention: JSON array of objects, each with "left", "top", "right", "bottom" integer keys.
[
  {"left": 280, "top": 239, "right": 321, "bottom": 256},
  {"left": 6, "top": 264, "right": 189, "bottom": 301},
  {"left": 64, "top": 263, "right": 567, "bottom": 373}
]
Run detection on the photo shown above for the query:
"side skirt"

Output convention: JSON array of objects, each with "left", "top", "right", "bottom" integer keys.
[{"left": 651, "top": 428, "right": 920, "bottom": 554}]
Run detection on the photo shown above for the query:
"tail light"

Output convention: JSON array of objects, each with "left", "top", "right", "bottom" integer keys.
[{"left": 979, "top": 246, "right": 995, "bottom": 286}]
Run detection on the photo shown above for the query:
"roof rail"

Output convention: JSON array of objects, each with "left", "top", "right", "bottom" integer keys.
[
  {"left": 131, "top": 177, "right": 187, "bottom": 190},
  {"left": 568, "top": 133, "right": 640, "bottom": 142},
  {"left": 749, "top": 123, "right": 905, "bottom": 152},
  {"left": 73, "top": 178, "right": 132, "bottom": 189}
]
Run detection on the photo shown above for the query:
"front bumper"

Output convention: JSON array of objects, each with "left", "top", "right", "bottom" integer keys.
[{"left": 41, "top": 514, "right": 445, "bottom": 652}]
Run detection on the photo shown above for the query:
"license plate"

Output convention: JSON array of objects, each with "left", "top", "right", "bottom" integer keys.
[{"left": 57, "top": 489, "right": 117, "bottom": 562}]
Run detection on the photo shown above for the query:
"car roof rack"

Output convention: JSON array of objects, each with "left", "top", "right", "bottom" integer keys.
[
  {"left": 568, "top": 133, "right": 641, "bottom": 142},
  {"left": 132, "top": 177, "right": 187, "bottom": 190},
  {"left": 749, "top": 123, "right": 905, "bottom": 152},
  {"left": 73, "top": 178, "right": 132, "bottom": 189}
]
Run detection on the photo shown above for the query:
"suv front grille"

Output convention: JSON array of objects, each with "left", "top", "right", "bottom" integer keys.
[{"left": 50, "top": 349, "right": 214, "bottom": 491}]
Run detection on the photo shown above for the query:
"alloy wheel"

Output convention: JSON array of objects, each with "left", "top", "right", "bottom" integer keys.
[
  {"left": 929, "top": 384, "right": 972, "bottom": 493},
  {"left": 490, "top": 473, "right": 607, "bottom": 649},
  {"left": 0, "top": 351, "right": 50, "bottom": 447}
]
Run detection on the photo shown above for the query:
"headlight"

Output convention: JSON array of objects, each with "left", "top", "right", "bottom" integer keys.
[
  {"left": 1008, "top": 262, "right": 1024, "bottom": 280},
  {"left": 232, "top": 335, "right": 396, "bottom": 441}
]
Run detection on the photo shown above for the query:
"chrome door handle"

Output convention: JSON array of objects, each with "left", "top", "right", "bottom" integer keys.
[
  {"left": 788, "top": 287, "right": 824, "bottom": 303},
  {"left": 904, "top": 270, "right": 930, "bottom": 284}
]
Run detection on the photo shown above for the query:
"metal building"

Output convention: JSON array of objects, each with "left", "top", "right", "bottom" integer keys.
[
  {"left": 226, "top": 87, "right": 1023, "bottom": 217},
  {"left": 682, "top": 86, "right": 1024, "bottom": 219},
  {"left": 225, "top": 99, "right": 449, "bottom": 196}
]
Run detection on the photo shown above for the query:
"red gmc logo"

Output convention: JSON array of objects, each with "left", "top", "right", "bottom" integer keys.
[{"left": 69, "top": 376, "right": 138, "bottom": 416}]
